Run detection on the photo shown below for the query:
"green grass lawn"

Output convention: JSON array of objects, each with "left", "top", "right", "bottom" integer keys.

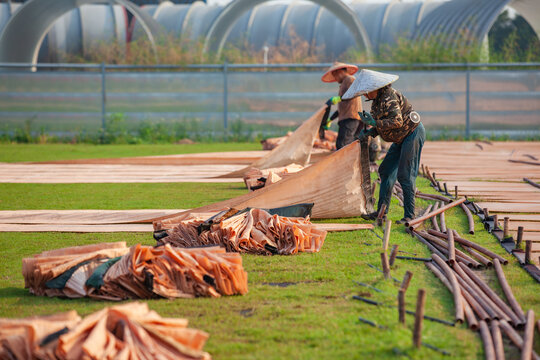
[
  {"left": 0, "top": 142, "right": 260, "bottom": 163},
  {"left": 0, "top": 145, "right": 538, "bottom": 359}
]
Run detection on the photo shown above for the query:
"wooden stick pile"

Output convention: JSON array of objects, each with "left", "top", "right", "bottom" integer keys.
[
  {"left": 23, "top": 242, "right": 248, "bottom": 300},
  {"left": 0, "top": 302, "right": 211, "bottom": 359}
]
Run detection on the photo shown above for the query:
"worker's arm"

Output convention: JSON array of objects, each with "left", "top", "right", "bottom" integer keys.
[
  {"left": 357, "top": 127, "right": 378, "bottom": 141},
  {"left": 322, "top": 111, "right": 339, "bottom": 130},
  {"left": 373, "top": 91, "right": 403, "bottom": 131}
]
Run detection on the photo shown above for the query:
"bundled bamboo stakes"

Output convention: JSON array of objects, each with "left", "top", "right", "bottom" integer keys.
[
  {"left": 479, "top": 320, "right": 496, "bottom": 360},
  {"left": 426, "top": 262, "right": 479, "bottom": 330},
  {"left": 406, "top": 198, "right": 466, "bottom": 230},
  {"left": 413, "top": 289, "right": 426, "bottom": 348},
  {"left": 499, "top": 320, "right": 540, "bottom": 360},
  {"left": 493, "top": 259, "right": 526, "bottom": 324},
  {"left": 459, "top": 263, "right": 523, "bottom": 327},
  {"left": 432, "top": 254, "right": 464, "bottom": 323},
  {"left": 428, "top": 229, "right": 508, "bottom": 265},
  {"left": 419, "top": 230, "right": 481, "bottom": 268},
  {"left": 521, "top": 310, "right": 536, "bottom": 360}
]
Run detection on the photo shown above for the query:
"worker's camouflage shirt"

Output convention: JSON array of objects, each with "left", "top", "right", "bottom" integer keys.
[{"left": 370, "top": 85, "right": 418, "bottom": 144}]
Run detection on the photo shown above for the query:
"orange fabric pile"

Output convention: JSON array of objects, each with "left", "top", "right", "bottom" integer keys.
[
  {"left": 0, "top": 302, "right": 211, "bottom": 360},
  {"left": 160, "top": 208, "right": 327, "bottom": 255},
  {"left": 23, "top": 243, "right": 248, "bottom": 300},
  {"left": 22, "top": 242, "right": 129, "bottom": 298},
  {"left": 243, "top": 164, "right": 304, "bottom": 190},
  {"left": 93, "top": 244, "right": 248, "bottom": 300}
]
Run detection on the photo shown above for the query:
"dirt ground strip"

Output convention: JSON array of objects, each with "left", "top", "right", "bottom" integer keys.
[{"left": 421, "top": 141, "right": 540, "bottom": 265}]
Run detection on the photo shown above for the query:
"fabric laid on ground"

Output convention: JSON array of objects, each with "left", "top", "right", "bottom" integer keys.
[
  {"left": 153, "top": 140, "right": 374, "bottom": 226},
  {"left": 159, "top": 208, "right": 327, "bottom": 255},
  {"left": 219, "top": 106, "right": 328, "bottom": 178},
  {"left": 0, "top": 302, "right": 211, "bottom": 360},
  {"left": 261, "top": 130, "right": 337, "bottom": 151},
  {"left": 243, "top": 164, "right": 304, "bottom": 191},
  {"left": 23, "top": 242, "right": 248, "bottom": 300}
]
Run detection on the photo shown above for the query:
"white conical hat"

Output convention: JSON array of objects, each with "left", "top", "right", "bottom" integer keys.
[{"left": 341, "top": 69, "right": 399, "bottom": 99}]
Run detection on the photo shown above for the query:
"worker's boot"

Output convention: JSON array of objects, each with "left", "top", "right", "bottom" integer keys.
[
  {"left": 361, "top": 211, "right": 378, "bottom": 221},
  {"left": 395, "top": 217, "right": 412, "bottom": 225}
]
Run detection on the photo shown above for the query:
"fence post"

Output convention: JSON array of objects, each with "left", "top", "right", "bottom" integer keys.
[
  {"left": 100, "top": 62, "right": 106, "bottom": 134},
  {"left": 465, "top": 64, "right": 470, "bottom": 139},
  {"left": 223, "top": 61, "right": 228, "bottom": 129}
]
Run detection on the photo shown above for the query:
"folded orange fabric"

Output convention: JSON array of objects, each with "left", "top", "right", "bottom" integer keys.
[
  {"left": 23, "top": 243, "right": 248, "bottom": 300},
  {"left": 0, "top": 302, "right": 211, "bottom": 359},
  {"left": 161, "top": 208, "right": 327, "bottom": 255}
]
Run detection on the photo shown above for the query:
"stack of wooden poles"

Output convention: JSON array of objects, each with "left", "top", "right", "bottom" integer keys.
[{"left": 398, "top": 188, "right": 538, "bottom": 359}]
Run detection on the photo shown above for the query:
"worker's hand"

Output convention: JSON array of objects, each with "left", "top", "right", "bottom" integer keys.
[
  {"left": 325, "top": 96, "right": 341, "bottom": 106},
  {"left": 323, "top": 119, "right": 332, "bottom": 130},
  {"left": 359, "top": 111, "right": 376, "bottom": 127},
  {"left": 356, "top": 129, "right": 370, "bottom": 142}
]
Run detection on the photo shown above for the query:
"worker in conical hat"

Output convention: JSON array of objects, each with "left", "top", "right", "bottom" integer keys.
[
  {"left": 342, "top": 69, "right": 425, "bottom": 224},
  {"left": 321, "top": 62, "right": 364, "bottom": 149}
]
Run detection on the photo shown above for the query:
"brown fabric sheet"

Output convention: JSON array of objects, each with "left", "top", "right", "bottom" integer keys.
[
  {"left": 154, "top": 140, "right": 372, "bottom": 225},
  {"left": 220, "top": 106, "right": 329, "bottom": 178},
  {"left": 0, "top": 302, "right": 211, "bottom": 360},
  {"left": 161, "top": 208, "right": 327, "bottom": 255}
]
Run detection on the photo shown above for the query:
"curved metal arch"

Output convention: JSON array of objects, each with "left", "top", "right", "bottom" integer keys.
[
  {"left": 203, "top": 0, "right": 373, "bottom": 59},
  {"left": 0, "top": 0, "right": 164, "bottom": 65}
]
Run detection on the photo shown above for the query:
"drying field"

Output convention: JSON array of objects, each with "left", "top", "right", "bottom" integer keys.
[{"left": 0, "top": 143, "right": 538, "bottom": 359}]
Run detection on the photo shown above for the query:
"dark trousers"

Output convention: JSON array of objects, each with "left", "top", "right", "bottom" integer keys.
[
  {"left": 336, "top": 118, "right": 361, "bottom": 150},
  {"left": 377, "top": 123, "right": 425, "bottom": 219}
]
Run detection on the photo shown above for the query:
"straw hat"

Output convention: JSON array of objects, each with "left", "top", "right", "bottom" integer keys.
[
  {"left": 342, "top": 69, "right": 399, "bottom": 99},
  {"left": 321, "top": 62, "right": 358, "bottom": 83}
]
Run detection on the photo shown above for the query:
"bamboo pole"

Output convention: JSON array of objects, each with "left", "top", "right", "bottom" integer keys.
[
  {"left": 462, "top": 244, "right": 493, "bottom": 267},
  {"left": 382, "top": 219, "right": 391, "bottom": 252},
  {"left": 428, "top": 229, "right": 508, "bottom": 265},
  {"left": 406, "top": 198, "right": 466, "bottom": 229},
  {"left": 431, "top": 254, "right": 464, "bottom": 323},
  {"left": 517, "top": 226, "right": 524, "bottom": 248},
  {"left": 479, "top": 320, "right": 496, "bottom": 360},
  {"left": 398, "top": 288, "right": 406, "bottom": 324},
  {"left": 381, "top": 252, "right": 390, "bottom": 280},
  {"left": 455, "top": 185, "right": 458, "bottom": 199},
  {"left": 401, "top": 271, "right": 413, "bottom": 291},
  {"left": 448, "top": 229, "right": 456, "bottom": 265},
  {"left": 493, "top": 258, "right": 526, "bottom": 324},
  {"left": 521, "top": 310, "right": 535, "bottom": 360},
  {"left": 440, "top": 204, "right": 447, "bottom": 233},
  {"left": 525, "top": 241, "right": 532, "bottom": 264},
  {"left": 431, "top": 202, "right": 441, "bottom": 232},
  {"left": 389, "top": 245, "right": 399, "bottom": 266},
  {"left": 460, "top": 203, "right": 475, "bottom": 235},
  {"left": 413, "top": 289, "right": 426, "bottom": 348},
  {"left": 459, "top": 263, "right": 522, "bottom": 326},
  {"left": 491, "top": 320, "right": 505, "bottom": 360},
  {"left": 503, "top": 217, "right": 510, "bottom": 239}
]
